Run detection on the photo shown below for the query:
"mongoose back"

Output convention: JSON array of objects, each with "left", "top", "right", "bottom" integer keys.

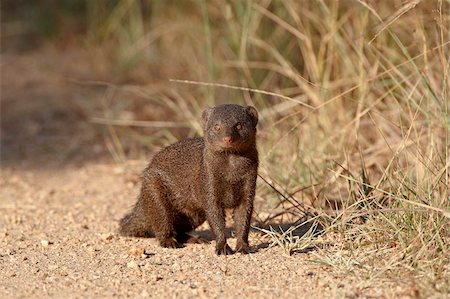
[{"left": 119, "top": 104, "right": 258, "bottom": 255}]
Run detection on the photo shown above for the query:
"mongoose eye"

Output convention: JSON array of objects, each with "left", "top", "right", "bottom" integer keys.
[
  {"left": 214, "top": 124, "right": 221, "bottom": 131},
  {"left": 236, "top": 123, "right": 242, "bottom": 130}
]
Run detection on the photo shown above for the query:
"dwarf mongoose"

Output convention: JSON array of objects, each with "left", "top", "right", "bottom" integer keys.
[{"left": 119, "top": 104, "right": 258, "bottom": 255}]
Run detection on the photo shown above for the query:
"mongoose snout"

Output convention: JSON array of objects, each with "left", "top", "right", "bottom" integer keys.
[{"left": 222, "top": 136, "right": 233, "bottom": 145}]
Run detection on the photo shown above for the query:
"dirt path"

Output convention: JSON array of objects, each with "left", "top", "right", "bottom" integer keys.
[{"left": 1, "top": 161, "right": 404, "bottom": 299}]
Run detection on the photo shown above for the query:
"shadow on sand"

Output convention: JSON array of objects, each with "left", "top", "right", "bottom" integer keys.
[{"left": 187, "top": 219, "right": 324, "bottom": 254}]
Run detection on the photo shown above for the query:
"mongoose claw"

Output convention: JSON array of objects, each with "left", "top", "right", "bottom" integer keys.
[
  {"left": 159, "top": 238, "right": 181, "bottom": 249},
  {"left": 235, "top": 243, "right": 250, "bottom": 254},
  {"left": 215, "top": 243, "right": 234, "bottom": 255}
]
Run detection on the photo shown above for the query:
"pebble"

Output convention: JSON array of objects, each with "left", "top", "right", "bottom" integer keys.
[
  {"left": 127, "top": 261, "right": 139, "bottom": 269},
  {"left": 40, "top": 240, "right": 53, "bottom": 247},
  {"left": 141, "top": 250, "right": 154, "bottom": 259},
  {"left": 128, "top": 247, "right": 144, "bottom": 257},
  {"left": 48, "top": 265, "right": 58, "bottom": 271},
  {"left": 101, "top": 233, "right": 114, "bottom": 241}
]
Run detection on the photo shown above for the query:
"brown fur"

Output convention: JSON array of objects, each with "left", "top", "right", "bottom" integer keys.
[{"left": 119, "top": 104, "right": 258, "bottom": 255}]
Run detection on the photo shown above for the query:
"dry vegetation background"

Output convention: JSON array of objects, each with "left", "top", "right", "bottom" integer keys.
[{"left": 1, "top": 0, "right": 449, "bottom": 297}]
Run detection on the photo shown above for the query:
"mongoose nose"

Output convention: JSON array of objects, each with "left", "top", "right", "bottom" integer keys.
[{"left": 222, "top": 136, "right": 233, "bottom": 144}]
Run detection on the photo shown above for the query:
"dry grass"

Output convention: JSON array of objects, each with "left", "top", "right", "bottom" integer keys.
[{"left": 9, "top": 0, "right": 448, "bottom": 296}]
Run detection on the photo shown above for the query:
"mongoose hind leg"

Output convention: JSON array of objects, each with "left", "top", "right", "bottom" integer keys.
[
  {"left": 174, "top": 212, "right": 209, "bottom": 244},
  {"left": 143, "top": 175, "right": 180, "bottom": 248}
]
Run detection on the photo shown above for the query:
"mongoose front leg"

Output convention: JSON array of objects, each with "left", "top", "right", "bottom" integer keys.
[
  {"left": 233, "top": 173, "right": 257, "bottom": 254},
  {"left": 204, "top": 182, "right": 233, "bottom": 255},
  {"left": 205, "top": 202, "right": 233, "bottom": 255}
]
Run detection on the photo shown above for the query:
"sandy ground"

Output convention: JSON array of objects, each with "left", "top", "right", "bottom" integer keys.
[
  {"left": 0, "top": 162, "right": 416, "bottom": 299},
  {"left": 0, "top": 48, "right": 424, "bottom": 299}
]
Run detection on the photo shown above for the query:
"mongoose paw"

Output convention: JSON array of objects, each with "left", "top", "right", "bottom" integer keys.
[
  {"left": 215, "top": 243, "right": 234, "bottom": 255},
  {"left": 235, "top": 243, "right": 250, "bottom": 254},
  {"left": 159, "top": 238, "right": 181, "bottom": 249}
]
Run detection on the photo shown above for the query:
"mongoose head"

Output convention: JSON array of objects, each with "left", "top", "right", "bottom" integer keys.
[{"left": 201, "top": 104, "right": 258, "bottom": 153}]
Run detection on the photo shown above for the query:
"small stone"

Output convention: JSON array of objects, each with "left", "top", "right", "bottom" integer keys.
[
  {"left": 142, "top": 263, "right": 153, "bottom": 271},
  {"left": 101, "top": 233, "right": 114, "bottom": 241},
  {"left": 128, "top": 247, "right": 144, "bottom": 257},
  {"left": 127, "top": 261, "right": 139, "bottom": 269},
  {"left": 48, "top": 265, "right": 58, "bottom": 271},
  {"left": 140, "top": 249, "right": 154, "bottom": 259},
  {"left": 141, "top": 289, "right": 149, "bottom": 297},
  {"left": 40, "top": 240, "right": 53, "bottom": 247}
]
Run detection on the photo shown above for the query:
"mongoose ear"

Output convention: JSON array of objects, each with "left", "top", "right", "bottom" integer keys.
[
  {"left": 201, "top": 107, "right": 212, "bottom": 129},
  {"left": 246, "top": 106, "right": 258, "bottom": 127}
]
